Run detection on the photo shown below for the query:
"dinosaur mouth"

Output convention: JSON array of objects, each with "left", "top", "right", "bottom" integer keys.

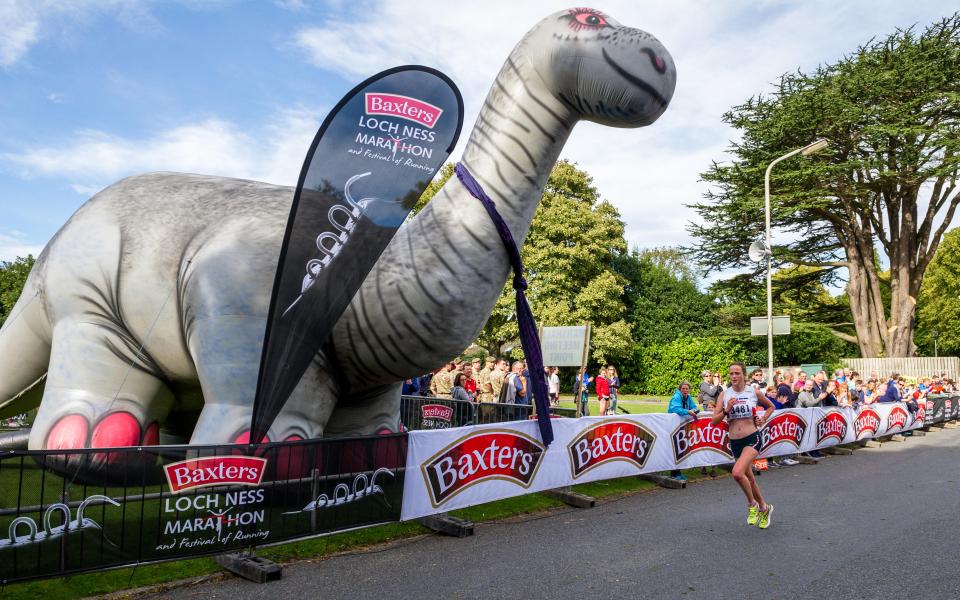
[{"left": 601, "top": 48, "right": 669, "bottom": 110}]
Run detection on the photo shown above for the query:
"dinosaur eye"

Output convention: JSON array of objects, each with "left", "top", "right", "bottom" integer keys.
[
  {"left": 642, "top": 47, "right": 667, "bottom": 74},
  {"left": 565, "top": 8, "right": 609, "bottom": 31}
]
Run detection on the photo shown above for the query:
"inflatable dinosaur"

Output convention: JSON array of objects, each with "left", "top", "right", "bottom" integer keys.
[{"left": 0, "top": 7, "right": 675, "bottom": 452}]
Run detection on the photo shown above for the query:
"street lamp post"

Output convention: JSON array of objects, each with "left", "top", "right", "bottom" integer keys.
[{"left": 763, "top": 138, "right": 829, "bottom": 382}]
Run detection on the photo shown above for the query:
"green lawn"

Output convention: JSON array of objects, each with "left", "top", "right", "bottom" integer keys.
[{"left": 557, "top": 395, "right": 670, "bottom": 415}]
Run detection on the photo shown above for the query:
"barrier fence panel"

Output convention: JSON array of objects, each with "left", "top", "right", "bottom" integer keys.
[
  {"left": 400, "top": 396, "right": 475, "bottom": 430},
  {"left": 0, "top": 435, "right": 406, "bottom": 584},
  {"left": 4, "top": 396, "right": 957, "bottom": 584},
  {"left": 402, "top": 397, "right": 576, "bottom": 429},
  {"left": 473, "top": 402, "right": 537, "bottom": 424}
]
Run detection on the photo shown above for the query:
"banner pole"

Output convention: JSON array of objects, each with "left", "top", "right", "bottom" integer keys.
[{"left": 580, "top": 324, "right": 591, "bottom": 416}]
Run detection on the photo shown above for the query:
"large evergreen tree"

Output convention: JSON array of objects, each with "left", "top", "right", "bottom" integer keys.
[
  {"left": 916, "top": 228, "right": 960, "bottom": 356},
  {"left": 690, "top": 14, "right": 960, "bottom": 357}
]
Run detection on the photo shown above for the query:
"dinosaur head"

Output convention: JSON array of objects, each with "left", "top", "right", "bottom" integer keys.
[{"left": 520, "top": 7, "right": 676, "bottom": 128}]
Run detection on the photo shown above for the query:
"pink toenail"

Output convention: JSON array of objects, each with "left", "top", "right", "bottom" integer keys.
[
  {"left": 275, "top": 435, "right": 306, "bottom": 480},
  {"left": 233, "top": 431, "right": 271, "bottom": 445},
  {"left": 46, "top": 415, "right": 89, "bottom": 450},
  {"left": 91, "top": 412, "right": 142, "bottom": 449},
  {"left": 142, "top": 422, "right": 160, "bottom": 446}
]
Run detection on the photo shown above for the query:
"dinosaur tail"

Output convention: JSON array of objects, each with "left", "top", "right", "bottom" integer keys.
[{"left": 0, "top": 281, "right": 51, "bottom": 419}]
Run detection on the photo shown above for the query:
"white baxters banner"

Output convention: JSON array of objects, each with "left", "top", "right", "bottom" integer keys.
[{"left": 400, "top": 403, "right": 923, "bottom": 520}]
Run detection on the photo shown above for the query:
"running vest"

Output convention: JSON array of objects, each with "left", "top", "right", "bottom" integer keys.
[{"left": 723, "top": 386, "right": 757, "bottom": 421}]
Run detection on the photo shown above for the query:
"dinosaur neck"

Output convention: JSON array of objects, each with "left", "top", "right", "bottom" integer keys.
[
  {"left": 456, "top": 55, "right": 577, "bottom": 245},
  {"left": 333, "top": 54, "right": 580, "bottom": 389}
]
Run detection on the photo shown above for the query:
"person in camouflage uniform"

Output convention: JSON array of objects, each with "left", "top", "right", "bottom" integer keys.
[
  {"left": 478, "top": 356, "right": 496, "bottom": 403},
  {"left": 449, "top": 360, "right": 464, "bottom": 396},
  {"left": 490, "top": 359, "right": 508, "bottom": 401},
  {"left": 430, "top": 362, "right": 456, "bottom": 397}
]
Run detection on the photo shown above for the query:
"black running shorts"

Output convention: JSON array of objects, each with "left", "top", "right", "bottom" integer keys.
[{"left": 730, "top": 431, "right": 761, "bottom": 459}]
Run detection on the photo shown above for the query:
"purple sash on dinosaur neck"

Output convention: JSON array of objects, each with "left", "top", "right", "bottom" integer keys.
[{"left": 454, "top": 162, "right": 554, "bottom": 446}]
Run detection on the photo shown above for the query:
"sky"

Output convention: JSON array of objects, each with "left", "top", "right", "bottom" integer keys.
[{"left": 1, "top": 0, "right": 957, "bottom": 273}]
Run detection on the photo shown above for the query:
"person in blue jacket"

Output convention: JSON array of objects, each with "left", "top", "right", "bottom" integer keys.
[
  {"left": 668, "top": 381, "right": 699, "bottom": 480},
  {"left": 881, "top": 372, "right": 901, "bottom": 403}
]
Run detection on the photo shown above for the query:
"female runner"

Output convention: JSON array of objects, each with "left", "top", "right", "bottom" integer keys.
[{"left": 711, "top": 362, "right": 776, "bottom": 528}]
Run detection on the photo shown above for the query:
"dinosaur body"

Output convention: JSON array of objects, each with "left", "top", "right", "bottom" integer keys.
[{"left": 0, "top": 8, "right": 676, "bottom": 453}]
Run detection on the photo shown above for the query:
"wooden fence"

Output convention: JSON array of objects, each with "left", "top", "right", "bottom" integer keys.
[{"left": 841, "top": 357, "right": 960, "bottom": 380}]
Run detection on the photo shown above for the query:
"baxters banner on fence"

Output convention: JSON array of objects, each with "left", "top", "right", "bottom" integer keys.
[
  {"left": 0, "top": 435, "right": 407, "bottom": 584},
  {"left": 400, "top": 403, "right": 924, "bottom": 520}
]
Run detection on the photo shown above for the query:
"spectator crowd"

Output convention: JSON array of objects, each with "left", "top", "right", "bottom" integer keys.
[
  {"left": 401, "top": 358, "right": 622, "bottom": 416},
  {"left": 666, "top": 365, "right": 957, "bottom": 478}
]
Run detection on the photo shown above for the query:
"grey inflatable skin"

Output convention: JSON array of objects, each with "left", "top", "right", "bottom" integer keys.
[{"left": 0, "top": 8, "right": 676, "bottom": 451}]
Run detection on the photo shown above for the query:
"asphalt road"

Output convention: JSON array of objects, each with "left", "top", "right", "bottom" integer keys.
[{"left": 142, "top": 427, "right": 960, "bottom": 600}]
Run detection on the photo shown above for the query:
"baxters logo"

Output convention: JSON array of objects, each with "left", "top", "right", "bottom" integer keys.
[
  {"left": 816, "top": 411, "right": 848, "bottom": 444},
  {"left": 914, "top": 402, "right": 926, "bottom": 427},
  {"left": 421, "top": 404, "right": 454, "bottom": 424},
  {"left": 886, "top": 405, "right": 908, "bottom": 432},
  {"left": 568, "top": 420, "right": 656, "bottom": 479},
  {"left": 672, "top": 417, "right": 731, "bottom": 462},
  {"left": 421, "top": 430, "right": 544, "bottom": 507},
  {"left": 164, "top": 456, "right": 267, "bottom": 494},
  {"left": 758, "top": 412, "right": 807, "bottom": 452},
  {"left": 854, "top": 407, "right": 881, "bottom": 439},
  {"left": 365, "top": 93, "right": 443, "bottom": 128}
]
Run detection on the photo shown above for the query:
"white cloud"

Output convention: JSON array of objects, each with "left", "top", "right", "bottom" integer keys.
[
  {"left": 0, "top": 1, "right": 166, "bottom": 69},
  {"left": 0, "top": 230, "right": 44, "bottom": 261},
  {"left": 0, "top": 2, "right": 39, "bottom": 67},
  {"left": 3, "top": 107, "right": 325, "bottom": 187},
  {"left": 47, "top": 92, "right": 65, "bottom": 103},
  {"left": 274, "top": 0, "right": 306, "bottom": 11},
  {"left": 70, "top": 183, "right": 103, "bottom": 195},
  {"left": 292, "top": 0, "right": 957, "bottom": 258}
]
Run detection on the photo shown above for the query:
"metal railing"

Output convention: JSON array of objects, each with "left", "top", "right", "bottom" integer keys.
[
  {"left": 0, "top": 434, "right": 407, "bottom": 584},
  {"left": 400, "top": 395, "right": 576, "bottom": 430}
]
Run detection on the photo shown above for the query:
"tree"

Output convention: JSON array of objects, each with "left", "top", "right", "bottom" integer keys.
[
  {"left": 416, "top": 160, "right": 633, "bottom": 363},
  {"left": 0, "top": 256, "right": 35, "bottom": 327},
  {"left": 614, "top": 248, "right": 713, "bottom": 348},
  {"left": 689, "top": 14, "right": 960, "bottom": 357},
  {"left": 916, "top": 228, "right": 960, "bottom": 356},
  {"left": 633, "top": 246, "right": 702, "bottom": 282}
]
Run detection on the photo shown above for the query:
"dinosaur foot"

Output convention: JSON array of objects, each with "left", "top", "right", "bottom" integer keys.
[
  {"left": 39, "top": 411, "right": 161, "bottom": 485},
  {"left": 46, "top": 411, "right": 159, "bottom": 460}
]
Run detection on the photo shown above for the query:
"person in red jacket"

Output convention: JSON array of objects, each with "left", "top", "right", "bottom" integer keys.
[{"left": 596, "top": 367, "right": 611, "bottom": 415}]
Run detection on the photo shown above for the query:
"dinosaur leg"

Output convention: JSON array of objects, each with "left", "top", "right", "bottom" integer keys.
[
  {"left": 185, "top": 314, "right": 266, "bottom": 445},
  {"left": 324, "top": 383, "right": 405, "bottom": 473},
  {"left": 28, "top": 319, "right": 174, "bottom": 463},
  {"left": 324, "top": 382, "right": 403, "bottom": 436},
  {"left": 185, "top": 314, "right": 341, "bottom": 446}
]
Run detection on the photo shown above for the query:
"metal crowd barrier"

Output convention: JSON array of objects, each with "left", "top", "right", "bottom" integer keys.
[
  {"left": 0, "top": 434, "right": 407, "bottom": 584},
  {"left": 400, "top": 395, "right": 576, "bottom": 430}
]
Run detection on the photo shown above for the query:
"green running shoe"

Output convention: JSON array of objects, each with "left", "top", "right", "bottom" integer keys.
[
  {"left": 747, "top": 504, "right": 760, "bottom": 526},
  {"left": 757, "top": 504, "right": 774, "bottom": 529}
]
